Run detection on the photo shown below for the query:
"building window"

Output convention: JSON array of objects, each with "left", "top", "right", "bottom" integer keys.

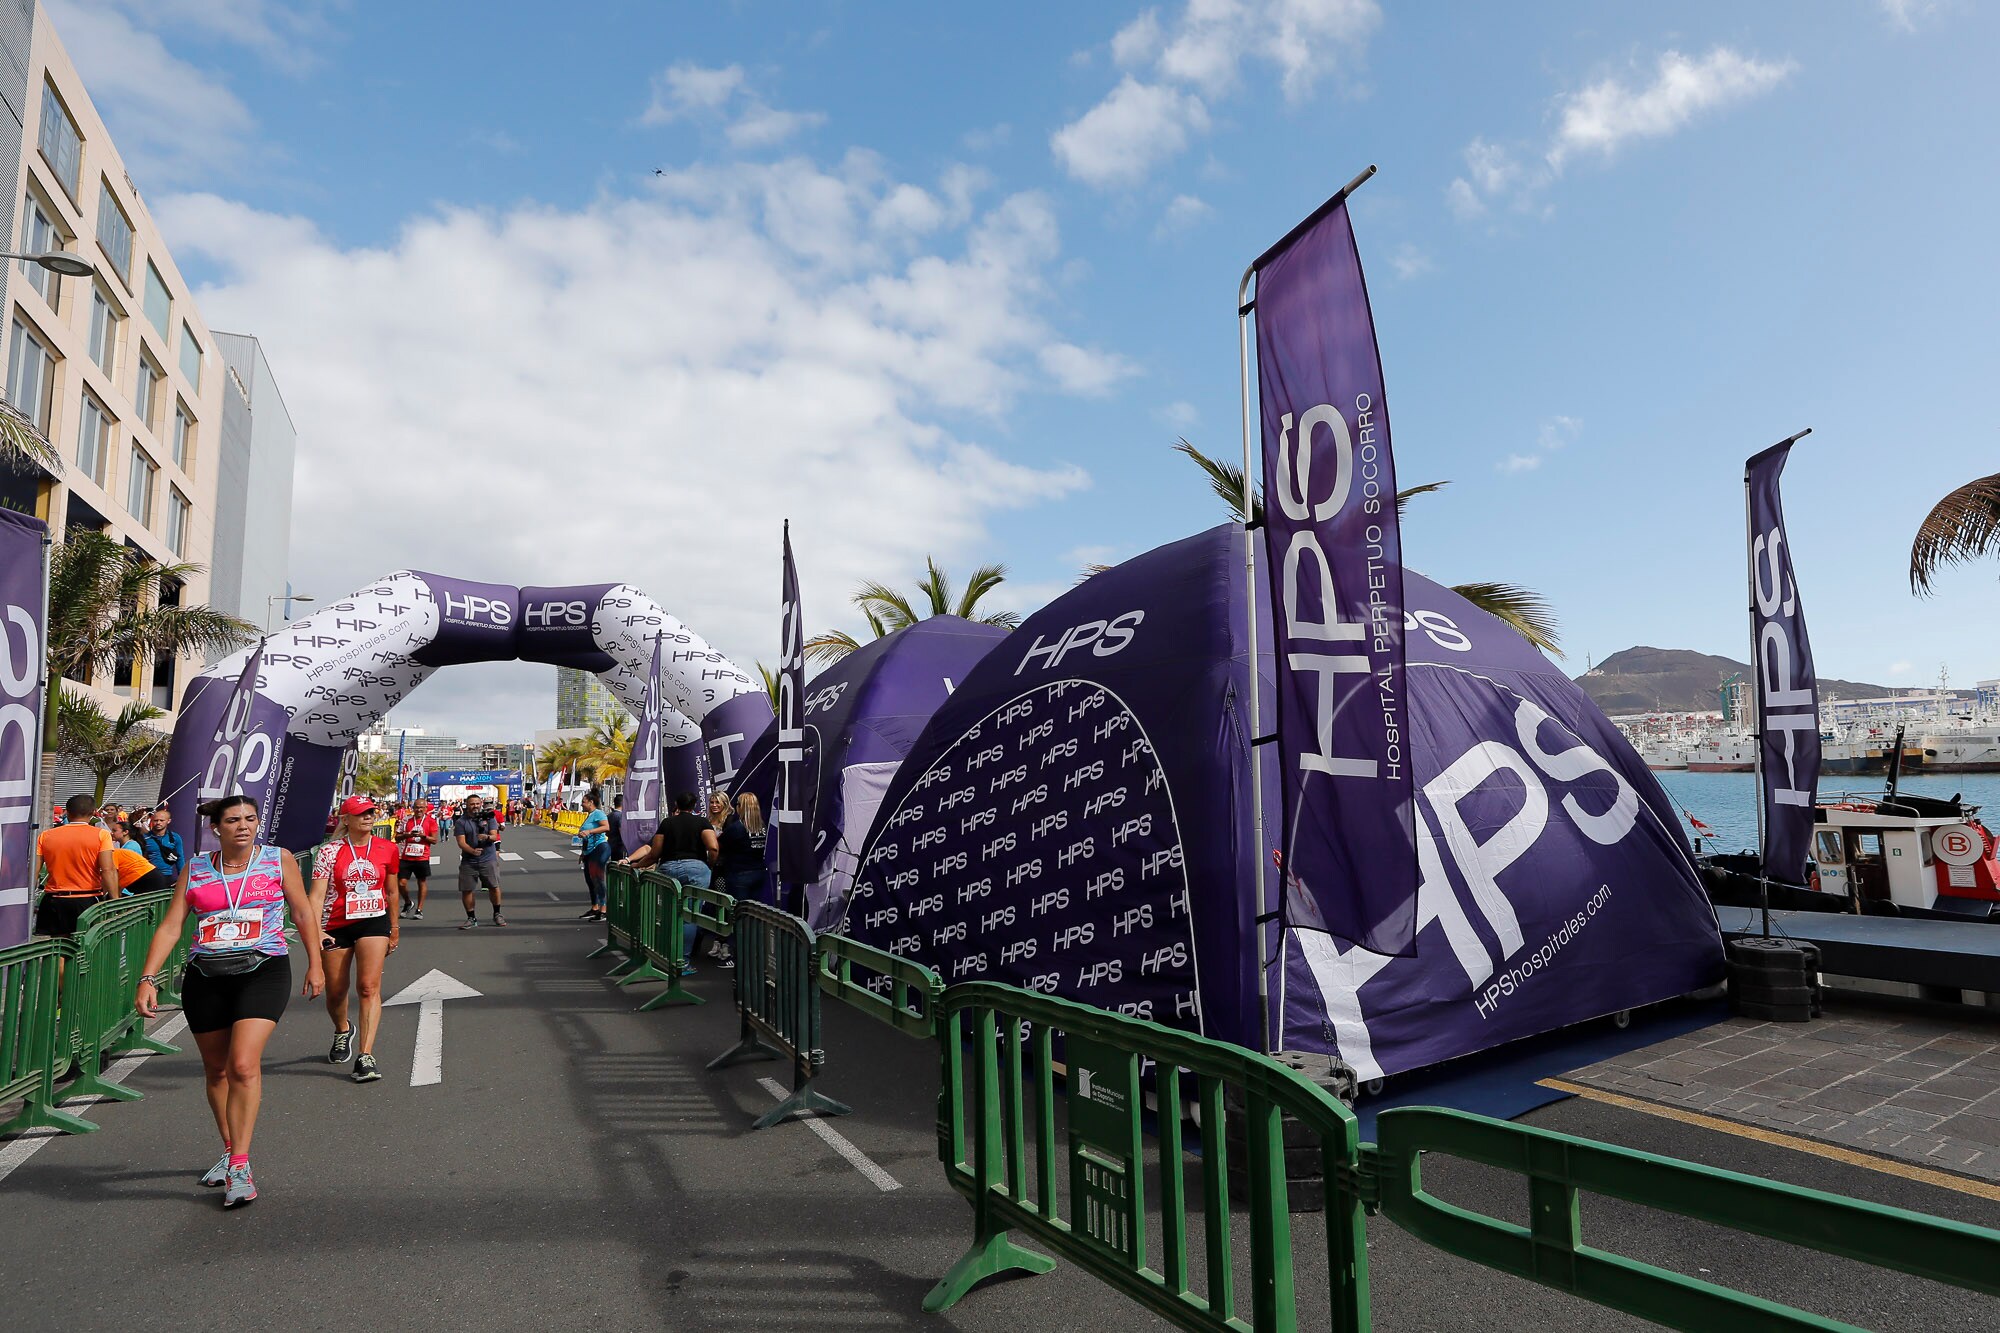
[
  {"left": 178, "top": 321, "right": 201, "bottom": 388},
  {"left": 87, "top": 283, "right": 119, "bottom": 377},
  {"left": 143, "top": 260, "right": 170, "bottom": 333},
  {"left": 6, "top": 315, "right": 56, "bottom": 432},
  {"left": 18, "top": 194, "right": 61, "bottom": 306},
  {"left": 165, "top": 486, "right": 189, "bottom": 556},
  {"left": 126, "top": 444, "right": 155, "bottom": 525},
  {"left": 95, "top": 184, "right": 133, "bottom": 288},
  {"left": 75, "top": 392, "right": 112, "bottom": 487},
  {"left": 135, "top": 353, "right": 162, "bottom": 434},
  {"left": 37, "top": 83, "right": 81, "bottom": 200},
  {"left": 172, "top": 402, "right": 193, "bottom": 473}
]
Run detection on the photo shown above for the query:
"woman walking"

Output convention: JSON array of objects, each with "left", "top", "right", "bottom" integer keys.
[
  {"left": 134, "top": 795, "right": 324, "bottom": 1209},
  {"left": 576, "top": 791, "right": 611, "bottom": 921},
  {"left": 310, "top": 796, "right": 401, "bottom": 1083}
]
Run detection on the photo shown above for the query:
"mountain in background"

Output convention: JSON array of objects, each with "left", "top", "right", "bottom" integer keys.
[{"left": 1574, "top": 647, "right": 1901, "bottom": 715}]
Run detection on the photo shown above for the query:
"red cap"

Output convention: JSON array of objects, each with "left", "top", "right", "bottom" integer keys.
[{"left": 339, "top": 795, "right": 377, "bottom": 815}]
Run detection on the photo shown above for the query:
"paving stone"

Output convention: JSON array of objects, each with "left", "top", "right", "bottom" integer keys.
[
  {"left": 1704, "top": 1035, "right": 1784, "bottom": 1057},
  {"left": 1882, "top": 1047, "right": 1961, "bottom": 1071},
  {"left": 1917, "top": 1073, "right": 1995, "bottom": 1101},
  {"left": 1800, "top": 1051, "right": 1875, "bottom": 1074},
  {"left": 1933, "top": 1112, "right": 2000, "bottom": 1148},
  {"left": 1805, "top": 1085, "right": 1885, "bottom": 1113},
  {"left": 1886, "top": 1088, "right": 1976, "bottom": 1117},
  {"left": 1852, "top": 1104, "right": 1947, "bottom": 1132}
]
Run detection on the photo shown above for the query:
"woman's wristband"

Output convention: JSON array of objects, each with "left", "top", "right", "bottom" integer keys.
[{"left": 137, "top": 972, "right": 165, "bottom": 986}]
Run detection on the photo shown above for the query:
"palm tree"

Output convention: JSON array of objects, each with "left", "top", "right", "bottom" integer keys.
[
  {"left": 1173, "top": 440, "right": 1562, "bottom": 655},
  {"left": 43, "top": 527, "right": 257, "bottom": 785},
  {"left": 54, "top": 688, "right": 169, "bottom": 803},
  {"left": 805, "top": 557, "right": 1021, "bottom": 665},
  {"left": 355, "top": 753, "right": 397, "bottom": 798},
  {"left": 0, "top": 391, "right": 57, "bottom": 474},
  {"left": 536, "top": 737, "right": 588, "bottom": 782},
  {"left": 1909, "top": 472, "right": 2000, "bottom": 595},
  {"left": 586, "top": 715, "right": 633, "bottom": 781}
]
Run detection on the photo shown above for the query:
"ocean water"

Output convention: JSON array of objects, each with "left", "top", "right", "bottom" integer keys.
[{"left": 1652, "top": 770, "right": 2000, "bottom": 853}]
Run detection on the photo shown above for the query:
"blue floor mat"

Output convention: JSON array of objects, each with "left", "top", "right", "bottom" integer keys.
[{"left": 1350, "top": 997, "right": 1729, "bottom": 1141}]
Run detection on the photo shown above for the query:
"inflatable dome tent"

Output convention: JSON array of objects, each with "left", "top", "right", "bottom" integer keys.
[
  {"left": 729, "top": 616, "right": 1010, "bottom": 917},
  {"left": 836, "top": 524, "right": 1724, "bottom": 1080}
]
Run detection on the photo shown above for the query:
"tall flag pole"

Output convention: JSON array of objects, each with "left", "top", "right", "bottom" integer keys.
[
  {"left": 1242, "top": 163, "right": 1418, "bottom": 1049},
  {"left": 1746, "top": 429, "right": 1819, "bottom": 938},
  {"left": 625, "top": 631, "right": 666, "bottom": 854},
  {"left": 395, "top": 727, "right": 408, "bottom": 802},
  {"left": 773, "top": 520, "right": 813, "bottom": 913}
]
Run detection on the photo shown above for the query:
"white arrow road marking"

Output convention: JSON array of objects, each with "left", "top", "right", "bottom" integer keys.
[
  {"left": 755, "top": 1077, "right": 900, "bottom": 1192},
  {"left": 536, "top": 851, "right": 564, "bottom": 860},
  {"left": 0, "top": 1012, "right": 189, "bottom": 1188},
  {"left": 385, "top": 969, "right": 482, "bottom": 1087},
  {"left": 499, "top": 852, "right": 523, "bottom": 862}
]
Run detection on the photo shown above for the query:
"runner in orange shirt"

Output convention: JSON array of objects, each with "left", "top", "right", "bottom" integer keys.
[{"left": 35, "top": 794, "right": 119, "bottom": 938}]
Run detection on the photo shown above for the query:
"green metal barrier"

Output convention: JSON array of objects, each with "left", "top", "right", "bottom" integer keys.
[
  {"left": 59, "top": 892, "right": 180, "bottom": 1104},
  {"left": 1372, "top": 1105, "right": 2000, "bottom": 1331},
  {"left": 0, "top": 937, "right": 94, "bottom": 1135},
  {"left": 815, "top": 932, "right": 941, "bottom": 1038},
  {"left": 927, "top": 981, "right": 1370, "bottom": 1331},
  {"left": 679, "top": 877, "right": 736, "bottom": 943},
  {"left": 624, "top": 870, "right": 703, "bottom": 1012},
  {"left": 706, "top": 899, "right": 850, "bottom": 1130},
  {"left": 589, "top": 862, "right": 641, "bottom": 972}
]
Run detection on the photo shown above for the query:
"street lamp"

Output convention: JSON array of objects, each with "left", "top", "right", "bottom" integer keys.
[
  {"left": 0, "top": 250, "right": 97, "bottom": 278},
  {"left": 267, "top": 593, "right": 314, "bottom": 630}
]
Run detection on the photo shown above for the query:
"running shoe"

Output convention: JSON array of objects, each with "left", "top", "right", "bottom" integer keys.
[
  {"left": 412, "top": 909, "right": 424, "bottom": 920},
  {"left": 677, "top": 961, "right": 697, "bottom": 977},
  {"left": 459, "top": 916, "right": 478, "bottom": 929},
  {"left": 222, "top": 1164, "right": 257, "bottom": 1209},
  {"left": 576, "top": 909, "right": 598, "bottom": 920},
  {"left": 199, "top": 1152, "right": 230, "bottom": 1188},
  {"left": 352, "top": 1054, "right": 381, "bottom": 1083},
  {"left": 492, "top": 914, "right": 508, "bottom": 927},
  {"left": 329, "top": 1029, "right": 354, "bottom": 1064}
]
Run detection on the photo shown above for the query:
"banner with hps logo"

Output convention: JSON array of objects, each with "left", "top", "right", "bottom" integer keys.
[
  {"left": 623, "top": 632, "right": 667, "bottom": 854},
  {"left": 773, "top": 522, "right": 816, "bottom": 892},
  {"left": 1746, "top": 434, "right": 1819, "bottom": 887},
  {"left": 1252, "top": 182, "right": 1417, "bottom": 957},
  {"left": 161, "top": 571, "right": 767, "bottom": 852},
  {"left": 0, "top": 507, "right": 47, "bottom": 947}
]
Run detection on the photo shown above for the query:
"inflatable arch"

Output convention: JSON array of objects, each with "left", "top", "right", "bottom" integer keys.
[{"left": 159, "top": 571, "right": 774, "bottom": 852}]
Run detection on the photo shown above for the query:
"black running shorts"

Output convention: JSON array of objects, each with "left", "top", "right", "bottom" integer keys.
[
  {"left": 399, "top": 858, "right": 430, "bottom": 882},
  {"left": 322, "top": 915, "right": 392, "bottom": 950},
  {"left": 34, "top": 893, "right": 108, "bottom": 939},
  {"left": 181, "top": 955, "right": 292, "bottom": 1033}
]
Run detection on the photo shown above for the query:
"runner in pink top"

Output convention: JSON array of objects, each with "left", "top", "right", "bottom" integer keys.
[{"left": 135, "top": 795, "right": 323, "bottom": 1210}]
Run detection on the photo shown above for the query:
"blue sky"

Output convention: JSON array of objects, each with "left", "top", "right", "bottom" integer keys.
[{"left": 52, "top": 1, "right": 2000, "bottom": 738}]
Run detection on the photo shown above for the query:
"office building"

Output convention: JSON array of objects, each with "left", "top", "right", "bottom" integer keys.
[
  {"left": 556, "top": 666, "right": 624, "bottom": 731},
  {"left": 211, "top": 332, "right": 296, "bottom": 629}
]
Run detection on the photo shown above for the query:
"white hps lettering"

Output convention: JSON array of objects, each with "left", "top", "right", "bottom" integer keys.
[
  {"left": 1019, "top": 719, "right": 1054, "bottom": 749},
  {"left": 1065, "top": 761, "right": 1105, "bottom": 791},
  {"left": 933, "top": 922, "right": 967, "bottom": 945},
  {"left": 908, "top": 893, "right": 945, "bottom": 918},
  {"left": 443, "top": 592, "right": 514, "bottom": 625},
  {"left": 1116, "top": 1001, "right": 1154, "bottom": 1020},
  {"left": 1752, "top": 522, "right": 1814, "bottom": 805},
  {"left": 1141, "top": 943, "right": 1187, "bottom": 975},
  {"left": 1030, "top": 887, "right": 1069, "bottom": 916},
  {"left": 1085, "top": 868, "right": 1124, "bottom": 899},
  {"left": 1076, "top": 960, "right": 1121, "bottom": 988},
  {"left": 1058, "top": 836, "right": 1095, "bottom": 868},
  {"left": 1083, "top": 788, "right": 1126, "bottom": 818},
  {"left": 524, "top": 599, "right": 587, "bottom": 627},
  {"left": 1010, "top": 784, "right": 1049, "bottom": 814},
  {"left": 961, "top": 807, "right": 996, "bottom": 834},
  {"left": 1007, "top": 858, "right": 1043, "bottom": 887},
  {"left": 914, "top": 827, "right": 947, "bottom": 850},
  {"left": 952, "top": 954, "right": 987, "bottom": 979},
  {"left": 0, "top": 604, "right": 42, "bottom": 803},
  {"left": 940, "top": 786, "right": 977, "bottom": 811},
  {"left": 1031, "top": 810, "right": 1068, "bottom": 840},
  {"left": 1016, "top": 612, "right": 1144, "bottom": 675},
  {"left": 773, "top": 591, "right": 805, "bottom": 830},
  {"left": 956, "top": 878, "right": 993, "bottom": 905},
  {"left": 933, "top": 851, "right": 968, "bottom": 876},
  {"left": 1112, "top": 904, "right": 1153, "bottom": 936},
  {"left": 982, "top": 906, "right": 1016, "bottom": 932},
  {"left": 1041, "top": 738, "right": 1079, "bottom": 768},
  {"left": 1052, "top": 923, "right": 1095, "bottom": 952},
  {"left": 1000, "top": 939, "right": 1037, "bottom": 965},
  {"left": 1071, "top": 692, "right": 1108, "bottom": 723}
]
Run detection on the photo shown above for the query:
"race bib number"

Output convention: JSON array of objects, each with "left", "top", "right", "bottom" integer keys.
[
  {"left": 400, "top": 840, "right": 426, "bottom": 858},
  {"left": 345, "top": 886, "right": 388, "bottom": 919},
  {"left": 195, "top": 907, "right": 264, "bottom": 953}
]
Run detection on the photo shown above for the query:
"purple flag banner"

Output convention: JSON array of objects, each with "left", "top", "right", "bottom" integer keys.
[
  {"left": 1254, "top": 185, "right": 1417, "bottom": 955},
  {"left": 0, "top": 507, "right": 47, "bottom": 947},
  {"left": 773, "top": 522, "right": 814, "bottom": 884},
  {"left": 1747, "top": 433, "right": 1819, "bottom": 886},
  {"left": 625, "top": 632, "right": 666, "bottom": 853}
]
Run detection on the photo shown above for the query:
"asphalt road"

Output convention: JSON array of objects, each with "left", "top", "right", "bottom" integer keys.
[{"left": 1, "top": 823, "right": 1995, "bottom": 1330}]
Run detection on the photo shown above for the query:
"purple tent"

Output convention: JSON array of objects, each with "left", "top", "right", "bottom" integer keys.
[
  {"left": 839, "top": 525, "right": 1723, "bottom": 1079},
  {"left": 730, "top": 616, "right": 1009, "bottom": 918}
]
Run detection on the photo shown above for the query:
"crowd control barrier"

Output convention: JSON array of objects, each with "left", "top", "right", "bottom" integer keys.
[
  {"left": 624, "top": 870, "right": 703, "bottom": 1012},
  {"left": 926, "top": 981, "right": 2000, "bottom": 1332},
  {"left": 815, "top": 933, "right": 942, "bottom": 1039},
  {"left": 0, "top": 937, "right": 90, "bottom": 1134},
  {"left": 1373, "top": 1105, "right": 2000, "bottom": 1330},
  {"left": 926, "top": 981, "right": 1369, "bottom": 1329},
  {"left": 707, "top": 899, "right": 850, "bottom": 1130},
  {"left": 589, "top": 863, "right": 642, "bottom": 970},
  {"left": 550, "top": 810, "right": 586, "bottom": 836}
]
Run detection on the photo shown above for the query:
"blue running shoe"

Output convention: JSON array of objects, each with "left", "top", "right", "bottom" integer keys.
[
  {"left": 222, "top": 1164, "right": 257, "bottom": 1208},
  {"left": 199, "top": 1152, "right": 230, "bottom": 1188}
]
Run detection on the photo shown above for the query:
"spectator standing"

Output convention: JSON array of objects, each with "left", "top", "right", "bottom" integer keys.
[
  {"left": 35, "top": 794, "right": 120, "bottom": 938},
  {"left": 605, "top": 794, "right": 626, "bottom": 862},
  {"left": 576, "top": 792, "right": 610, "bottom": 921},
  {"left": 453, "top": 794, "right": 506, "bottom": 929},
  {"left": 139, "top": 806, "right": 185, "bottom": 879}
]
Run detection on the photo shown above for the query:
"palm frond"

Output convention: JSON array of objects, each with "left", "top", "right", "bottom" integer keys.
[
  {"left": 1395, "top": 480, "right": 1448, "bottom": 517},
  {"left": 918, "top": 557, "right": 954, "bottom": 619},
  {"left": 1910, "top": 472, "right": 2000, "bottom": 596},
  {"left": 852, "top": 581, "right": 920, "bottom": 632},
  {"left": 1175, "top": 439, "right": 1258, "bottom": 524},
  {"left": 1074, "top": 563, "right": 1114, "bottom": 586},
  {"left": 756, "top": 662, "right": 783, "bottom": 706},
  {"left": 978, "top": 609, "right": 1023, "bottom": 629},
  {"left": 955, "top": 562, "right": 1009, "bottom": 619},
  {"left": 803, "top": 630, "right": 862, "bottom": 666},
  {"left": 1451, "top": 582, "right": 1562, "bottom": 656},
  {"left": 0, "top": 392, "right": 57, "bottom": 471}
]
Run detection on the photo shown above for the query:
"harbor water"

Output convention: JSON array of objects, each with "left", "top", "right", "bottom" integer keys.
[{"left": 1654, "top": 770, "right": 2000, "bottom": 854}]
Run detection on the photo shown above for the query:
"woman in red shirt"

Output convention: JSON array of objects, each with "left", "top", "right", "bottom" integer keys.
[{"left": 309, "top": 795, "right": 401, "bottom": 1083}]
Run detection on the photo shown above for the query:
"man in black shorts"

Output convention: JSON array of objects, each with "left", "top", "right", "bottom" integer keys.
[
  {"left": 454, "top": 794, "right": 506, "bottom": 928},
  {"left": 395, "top": 800, "right": 438, "bottom": 918}
]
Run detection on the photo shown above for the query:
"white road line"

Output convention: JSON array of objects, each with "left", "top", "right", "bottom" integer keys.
[
  {"left": 498, "top": 852, "right": 523, "bottom": 862},
  {"left": 536, "top": 851, "right": 564, "bottom": 860},
  {"left": 0, "top": 1012, "right": 190, "bottom": 1188},
  {"left": 546, "top": 891, "right": 561, "bottom": 902},
  {"left": 756, "top": 1077, "right": 900, "bottom": 1192},
  {"left": 429, "top": 857, "right": 440, "bottom": 865}
]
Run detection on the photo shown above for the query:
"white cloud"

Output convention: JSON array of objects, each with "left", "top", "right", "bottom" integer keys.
[
  {"left": 1050, "top": 77, "right": 1209, "bottom": 188},
  {"left": 960, "top": 123, "right": 1012, "bottom": 152},
  {"left": 153, "top": 158, "right": 1106, "bottom": 712},
  {"left": 1054, "top": 0, "right": 1380, "bottom": 188},
  {"left": 1497, "top": 453, "right": 1543, "bottom": 473},
  {"left": 1498, "top": 415, "right": 1580, "bottom": 473},
  {"left": 639, "top": 61, "right": 824, "bottom": 149},
  {"left": 1548, "top": 49, "right": 1797, "bottom": 169},
  {"left": 1879, "top": 0, "right": 1937, "bottom": 31},
  {"left": 1388, "top": 242, "right": 1434, "bottom": 279},
  {"left": 1157, "top": 192, "right": 1212, "bottom": 234},
  {"left": 1452, "top": 47, "right": 1795, "bottom": 222},
  {"left": 1888, "top": 660, "right": 1914, "bottom": 676},
  {"left": 1157, "top": 400, "right": 1199, "bottom": 429}
]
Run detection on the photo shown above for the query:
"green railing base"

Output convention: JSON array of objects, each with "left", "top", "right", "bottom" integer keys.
[
  {"left": 923, "top": 1228, "right": 1056, "bottom": 1313},
  {"left": 0, "top": 1098, "right": 98, "bottom": 1136},
  {"left": 705, "top": 1033, "right": 784, "bottom": 1070},
  {"left": 60, "top": 1069, "right": 141, "bottom": 1104},
  {"left": 584, "top": 941, "right": 618, "bottom": 960},
  {"left": 605, "top": 955, "right": 644, "bottom": 978},
  {"left": 109, "top": 1031, "right": 179, "bottom": 1058},
  {"left": 612, "top": 961, "right": 673, "bottom": 989},
  {"left": 635, "top": 981, "right": 704, "bottom": 1012},
  {"left": 752, "top": 1079, "right": 851, "bottom": 1131}
]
